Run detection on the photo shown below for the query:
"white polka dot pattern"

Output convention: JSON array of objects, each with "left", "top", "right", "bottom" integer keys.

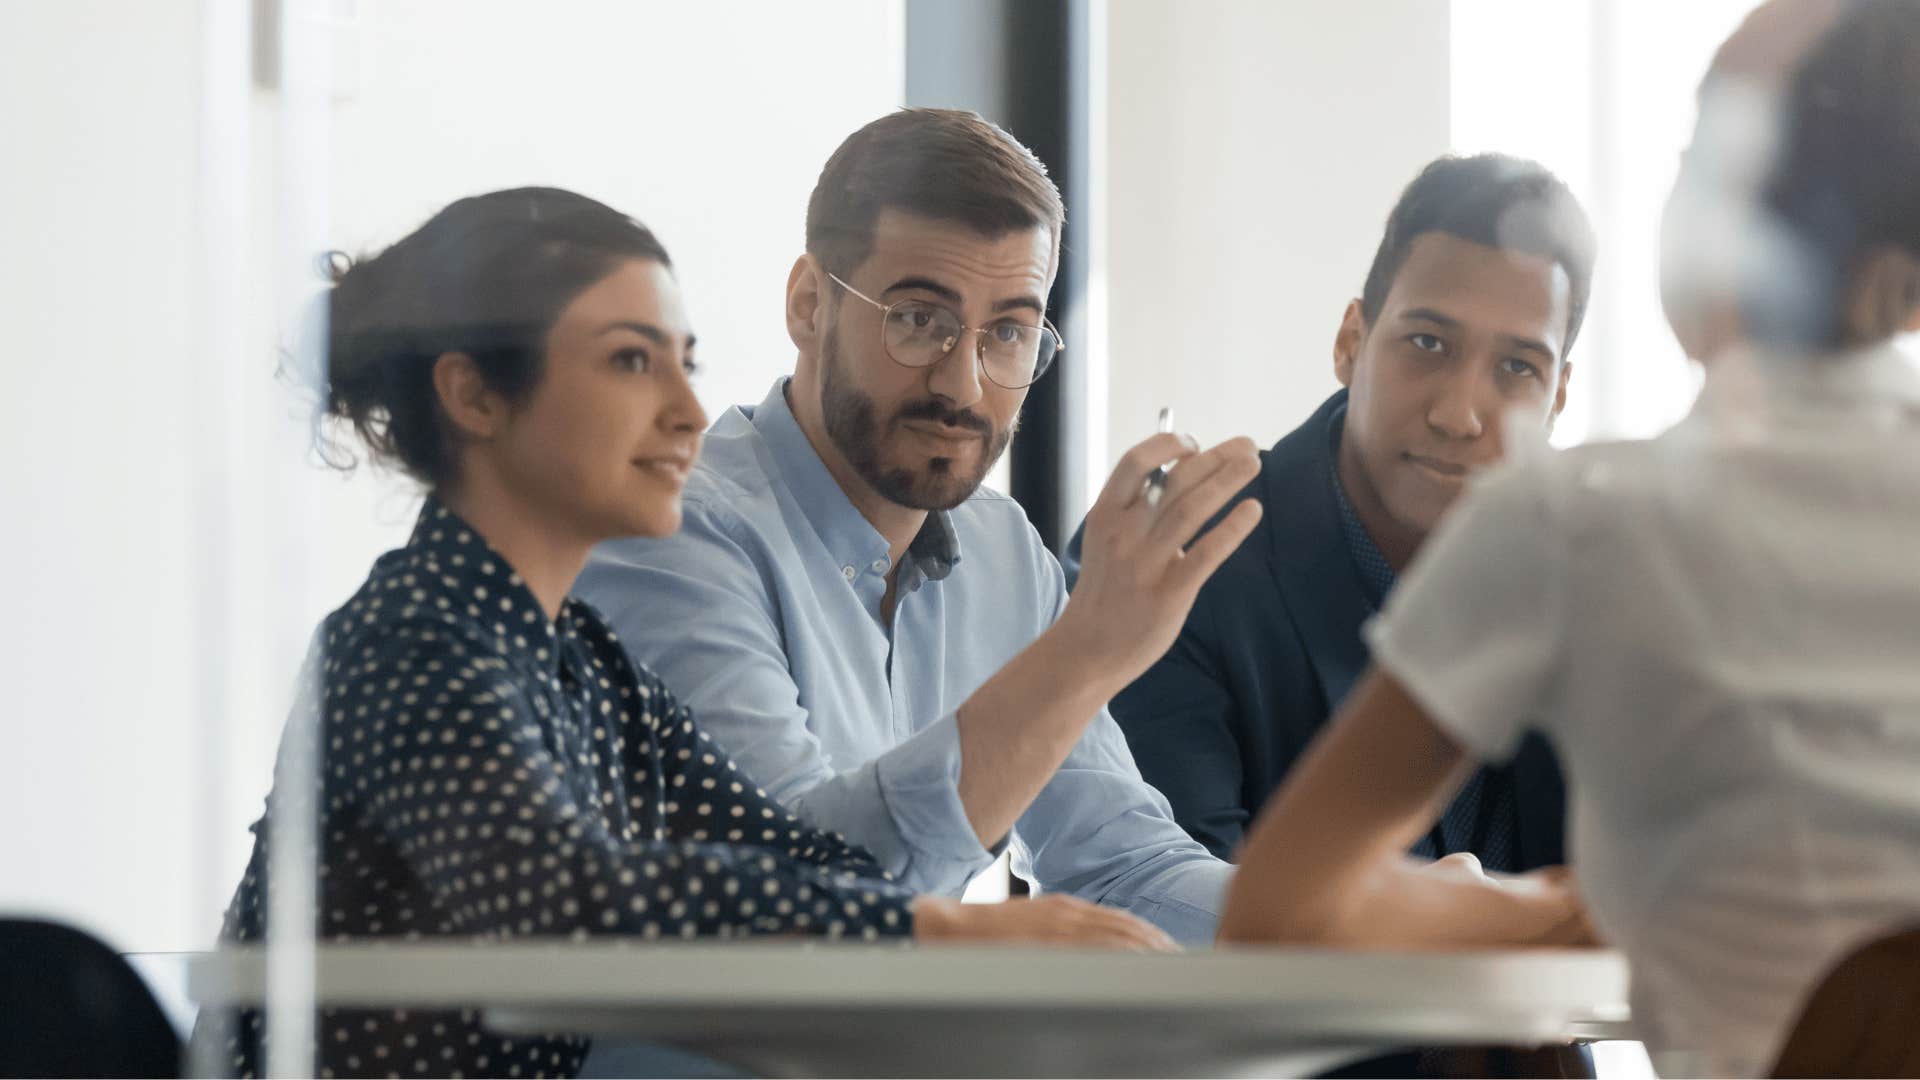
[{"left": 191, "top": 501, "right": 914, "bottom": 1078}]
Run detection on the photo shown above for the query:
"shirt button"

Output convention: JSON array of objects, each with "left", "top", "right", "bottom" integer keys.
[
  {"left": 841, "top": 565, "right": 857, "bottom": 581},
  {"left": 870, "top": 558, "right": 888, "bottom": 573}
]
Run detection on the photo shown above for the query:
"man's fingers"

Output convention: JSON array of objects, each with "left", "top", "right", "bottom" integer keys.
[
  {"left": 1028, "top": 897, "right": 1178, "bottom": 952},
  {"left": 1145, "top": 441, "right": 1262, "bottom": 550},
  {"left": 1093, "top": 432, "right": 1199, "bottom": 514},
  {"left": 1148, "top": 436, "right": 1258, "bottom": 511},
  {"left": 1091, "top": 906, "right": 1177, "bottom": 950},
  {"left": 1074, "top": 907, "right": 1179, "bottom": 952},
  {"left": 1167, "top": 498, "right": 1264, "bottom": 593}
]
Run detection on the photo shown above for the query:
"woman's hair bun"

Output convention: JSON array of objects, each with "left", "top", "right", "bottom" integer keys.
[{"left": 309, "top": 188, "right": 671, "bottom": 488}]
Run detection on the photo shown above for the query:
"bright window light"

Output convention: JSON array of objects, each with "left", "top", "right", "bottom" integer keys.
[{"left": 1451, "top": 0, "right": 1753, "bottom": 446}]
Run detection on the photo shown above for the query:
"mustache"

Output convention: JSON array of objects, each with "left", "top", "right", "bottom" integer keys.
[{"left": 891, "top": 398, "right": 993, "bottom": 436}]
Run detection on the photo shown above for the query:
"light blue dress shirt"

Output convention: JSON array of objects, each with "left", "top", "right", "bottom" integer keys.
[{"left": 578, "top": 378, "right": 1233, "bottom": 943}]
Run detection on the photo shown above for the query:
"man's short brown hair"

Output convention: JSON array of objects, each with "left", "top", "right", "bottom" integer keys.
[{"left": 805, "top": 108, "right": 1066, "bottom": 278}]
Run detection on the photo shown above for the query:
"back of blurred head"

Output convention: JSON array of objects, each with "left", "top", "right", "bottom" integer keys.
[{"left": 1662, "top": 0, "right": 1920, "bottom": 360}]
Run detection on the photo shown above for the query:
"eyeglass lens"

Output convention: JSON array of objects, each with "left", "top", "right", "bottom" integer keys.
[{"left": 881, "top": 300, "right": 1056, "bottom": 387}]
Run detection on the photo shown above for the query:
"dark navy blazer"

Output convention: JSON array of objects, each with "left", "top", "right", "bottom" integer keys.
[{"left": 1065, "top": 389, "right": 1567, "bottom": 868}]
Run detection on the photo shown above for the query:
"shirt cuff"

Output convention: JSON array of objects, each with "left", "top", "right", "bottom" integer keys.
[
  {"left": 873, "top": 711, "right": 996, "bottom": 891},
  {"left": 1093, "top": 850, "right": 1234, "bottom": 946}
]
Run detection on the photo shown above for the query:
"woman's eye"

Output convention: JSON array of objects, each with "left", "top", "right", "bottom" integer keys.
[
  {"left": 681, "top": 355, "right": 700, "bottom": 377},
  {"left": 612, "top": 348, "right": 651, "bottom": 373},
  {"left": 990, "top": 323, "right": 1024, "bottom": 345},
  {"left": 1501, "top": 357, "right": 1541, "bottom": 379},
  {"left": 1409, "top": 333, "right": 1446, "bottom": 354}
]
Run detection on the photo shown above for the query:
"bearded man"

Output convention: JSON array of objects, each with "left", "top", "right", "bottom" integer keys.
[{"left": 578, "top": 108, "right": 1264, "bottom": 943}]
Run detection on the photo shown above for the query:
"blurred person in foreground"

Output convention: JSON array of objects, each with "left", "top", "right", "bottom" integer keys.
[{"left": 1221, "top": 2, "right": 1920, "bottom": 1075}]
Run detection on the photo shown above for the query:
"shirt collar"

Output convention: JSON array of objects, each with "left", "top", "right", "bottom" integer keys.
[
  {"left": 1326, "top": 402, "right": 1397, "bottom": 610},
  {"left": 746, "top": 377, "right": 962, "bottom": 583},
  {"left": 402, "top": 496, "right": 583, "bottom": 678},
  {"left": 907, "top": 507, "right": 960, "bottom": 582}
]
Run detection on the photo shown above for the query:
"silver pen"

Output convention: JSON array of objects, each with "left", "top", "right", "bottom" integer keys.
[{"left": 1144, "top": 406, "right": 1174, "bottom": 507}]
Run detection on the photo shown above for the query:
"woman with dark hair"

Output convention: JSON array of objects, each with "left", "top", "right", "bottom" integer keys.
[
  {"left": 1221, "top": 1, "right": 1920, "bottom": 1075},
  {"left": 197, "top": 187, "right": 1168, "bottom": 1079}
]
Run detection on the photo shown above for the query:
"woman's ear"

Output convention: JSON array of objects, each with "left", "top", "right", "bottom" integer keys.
[{"left": 431, "top": 352, "right": 508, "bottom": 441}]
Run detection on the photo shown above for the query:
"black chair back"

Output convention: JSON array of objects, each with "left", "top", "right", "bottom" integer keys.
[{"left": 0, "top": 918, "right": 181, "bottom": 1078}]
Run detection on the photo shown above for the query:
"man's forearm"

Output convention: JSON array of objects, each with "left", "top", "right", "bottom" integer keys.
[
  {"left": 946, "top": 435, "right": 1267, "bottom": 850},
  {"left": 954, "top": 617, "right": 1124, "bottom": 848}
]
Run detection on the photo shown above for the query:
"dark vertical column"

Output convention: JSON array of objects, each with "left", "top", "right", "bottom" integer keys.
[
  {"left": 906, "top": 0, "right": 1088, "bottom": 896},
  {"left": 906, "top": 0, "right": 1089, "bottom": 553}
]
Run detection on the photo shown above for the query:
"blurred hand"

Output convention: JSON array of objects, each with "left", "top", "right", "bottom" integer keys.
[
  {"left": 911, "top": 895, "right": 1180, "bottom": 952},
  {"left": 1506, "top": 866, "right": 1602, "bottom": 946},
  {"left": 1417, "top": 851, "right": 1494, "bottom": 885},
  {"left": 1059, "top": 433, "right": 1263, "bottom": 683},
  {"left": 1412, "top": 857, "right": 1601, "bottom": 947}
]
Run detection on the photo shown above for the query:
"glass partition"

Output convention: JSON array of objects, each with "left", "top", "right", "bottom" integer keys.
[{"left": 7, "top": 3, "right": 1910, "bottom": 1077}]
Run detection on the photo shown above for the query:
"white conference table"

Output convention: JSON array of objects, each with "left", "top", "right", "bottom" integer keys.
[{"left": 188, "top": 942, "right": 1631, "bottom": 1077}]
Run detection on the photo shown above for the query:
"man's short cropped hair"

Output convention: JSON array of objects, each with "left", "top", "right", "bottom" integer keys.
[
  {"left": 1360, "top": 154, "right": 1598, "bottom": 356},
  {"left": 805, "top": 108, "right": 1066, "bottom": 279}
]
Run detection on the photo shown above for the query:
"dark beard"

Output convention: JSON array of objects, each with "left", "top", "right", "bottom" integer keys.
[{"left": 819, "top": 322, "right": 1014, "bottom": 512}]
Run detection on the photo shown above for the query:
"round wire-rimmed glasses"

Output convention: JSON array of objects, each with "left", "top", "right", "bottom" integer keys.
[{"left": 826, "top": 270, "right": 1064, "bottom": 390}]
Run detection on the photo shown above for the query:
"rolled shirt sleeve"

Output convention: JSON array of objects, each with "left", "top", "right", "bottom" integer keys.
[
  {"left": 1009, "top": 557, "right": 1235, "bottom": 944},
  {"left": 1363, "top": 458, "right": 1566, "bottom": 764}
]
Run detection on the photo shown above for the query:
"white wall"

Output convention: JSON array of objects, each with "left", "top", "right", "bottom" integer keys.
[
  {"left": 0, "top": 0, "right": 206, "bottom": 956},
  {"left": 1, "top": 0, "right": 903, "bottom": 952},
  {"left": 1100, "top": 2, "right": 1453, "bottom": 471},
  {"left": 1450, "top": 0, "right": 1751, "bottom": 446},
  {"left": 326, "top": 1, "right": 906, "bottom": 424}
]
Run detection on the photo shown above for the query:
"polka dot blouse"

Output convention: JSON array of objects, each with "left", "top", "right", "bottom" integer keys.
[{"left": 193, "top": 500, "right": 915, "bottom": 1078}]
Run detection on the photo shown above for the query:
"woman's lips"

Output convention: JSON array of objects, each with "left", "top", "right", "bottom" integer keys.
[{"left": 634, "top": 458, "right": 691, "bottom": 484}]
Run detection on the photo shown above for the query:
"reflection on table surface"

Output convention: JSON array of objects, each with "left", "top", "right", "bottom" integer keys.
[{"left": 185, "top": 942, "right": 1630, "bottom": 1078}]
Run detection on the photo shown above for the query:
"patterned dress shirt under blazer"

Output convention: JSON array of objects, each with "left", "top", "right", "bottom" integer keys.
[{"left": 579, "top": 378, "right": 1233, "bottom": 944}]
